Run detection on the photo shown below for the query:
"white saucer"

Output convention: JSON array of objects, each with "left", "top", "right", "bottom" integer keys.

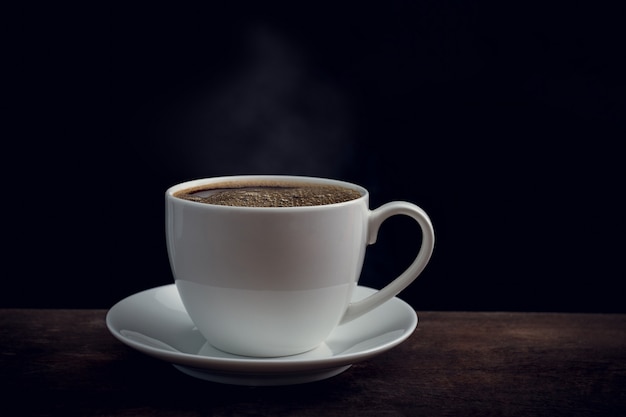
[{"left": 106, "top": 284, "right": 418, "bottom": 386}]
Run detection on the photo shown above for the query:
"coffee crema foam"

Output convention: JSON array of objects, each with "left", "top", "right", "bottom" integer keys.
[{"left": 174, "top": 181, "right": 362, "bottom": 207}]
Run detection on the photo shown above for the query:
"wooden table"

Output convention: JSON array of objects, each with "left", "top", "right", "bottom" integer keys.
[{"left": 2, "top": 309, "right": 625, "bottom": 416}]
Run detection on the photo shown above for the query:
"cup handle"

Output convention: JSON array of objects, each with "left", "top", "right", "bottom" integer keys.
[{"left": 339, "top": 201, "right": 435, "bottom": 324}]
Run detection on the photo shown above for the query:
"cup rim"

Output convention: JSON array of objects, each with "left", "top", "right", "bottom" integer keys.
[{"left": 165, "top": 175, "right": 369, "bottom": 211}]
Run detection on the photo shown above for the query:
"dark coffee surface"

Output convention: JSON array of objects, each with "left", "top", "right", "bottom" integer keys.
[{"left": 174, "top": 182, "right": 362, "bottom": 207}]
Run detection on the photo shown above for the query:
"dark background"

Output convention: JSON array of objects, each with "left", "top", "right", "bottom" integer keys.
[{"left": 9, "top": 2, "right": 624, "bottom": 312}]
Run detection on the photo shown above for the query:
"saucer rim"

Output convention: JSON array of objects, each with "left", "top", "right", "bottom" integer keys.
[{"left": 106, "top": 284, "right": 417, "bottom": 374}]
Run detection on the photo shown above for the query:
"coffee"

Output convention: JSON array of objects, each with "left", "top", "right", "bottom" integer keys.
[
  {"left": 174, "top": 181, "right": 362, "bottom": 207},
  {"left": 166, "top": 175, "right": 435, "bottom": 357}
]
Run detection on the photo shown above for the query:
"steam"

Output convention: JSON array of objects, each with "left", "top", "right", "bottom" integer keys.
[{"left": 176, "top": 25, "right": 353, "bottom": 178}]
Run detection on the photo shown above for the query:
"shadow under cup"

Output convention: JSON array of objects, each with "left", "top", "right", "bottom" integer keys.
[{"left": 165, "top": 175, "right": 434, "bottom": 357}]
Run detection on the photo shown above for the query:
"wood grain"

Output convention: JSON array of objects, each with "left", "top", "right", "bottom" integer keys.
[{"left": 2, "top": 310, "right": 625, "bottom": 416}]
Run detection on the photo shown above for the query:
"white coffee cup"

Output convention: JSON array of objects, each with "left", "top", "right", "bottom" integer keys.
[{"left": 166, "top": 175, "right": 434, "bottom": 357}]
